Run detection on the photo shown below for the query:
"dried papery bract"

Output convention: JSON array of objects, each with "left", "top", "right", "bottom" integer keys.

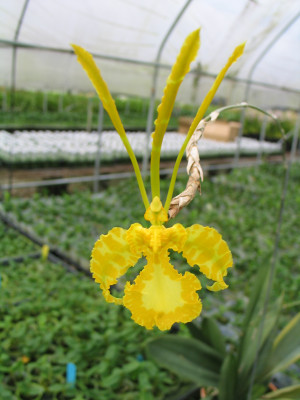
[
  {"left": 168, "top": 101, "right": 285, "bottom": 220},
  {"left": 72, "top": 30, "right": 244, "bottom": 330},
  {"left": 164, "top": 42, "right": 245, "bottom": 211},
  {"left": 168, "top": 112, "right": 219, "bottom": 219}
]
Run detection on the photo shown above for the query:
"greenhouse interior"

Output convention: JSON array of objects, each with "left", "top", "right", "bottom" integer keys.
[{"left": 0, "top": 0, "right": 300, "bottom": 399}]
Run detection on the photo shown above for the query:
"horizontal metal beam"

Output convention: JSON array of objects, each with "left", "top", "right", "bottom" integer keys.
[
  {"left": 1, "top": 39, "right": 300, "bottom": 95},
  {"left": 0, "top": 251, "right": 40, "bottom": 266},
  {"left": 0, "top": 210, "right": 88, "bottom": 274},
  {"left": 1, "top": 171, "right": 138, "bottom": 189},
  {"left": 0, "top": 159, "right": 282, "bottom": 190},
  {"left": 0, "top": 39, "right": 171, "bottom": 70}
]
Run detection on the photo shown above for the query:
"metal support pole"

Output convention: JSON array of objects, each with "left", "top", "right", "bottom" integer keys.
[
  {"left": 233, "top": 107, "right": 246, "bottom": 165},
  {"left": 256, "top": 114, "right": 268, "bottom": 164},
  {"left": 93, "top": 101, "right": 104, "bottom": 193},
  {"left": 142, "top": 0, "right": 193, "bottom": 174},
  {"left": 58, "top": 93, "right": 63, "bottom": 112},
  {"left": 125, "top": 98, "right": 130, "bottom": 115},
  {"left": 142, "top": 98, "right": 147, "bottom": 116},
  {"left": 8, "top": 149, "right": 14, "bottom": 196},
  {"left": 235, "top": 11, "right": 300, "bottom": 166},
  {"left": 86, "top": 96, "right": 93, "bottom": 132},
  {"left": 2, "top": 89, "right": 7, "bottom": 112},
  {"left": 43, "top": 91, "right": 48, "bottom": 113},
  {"left": 245, "top": 14, "right": 300, "bottom": 400},
  {"left": 290, "top": 116, "right": 300, "bottom": 163},
  {"left": 10, "top": 0, "right": 30, "bottom": 111}
]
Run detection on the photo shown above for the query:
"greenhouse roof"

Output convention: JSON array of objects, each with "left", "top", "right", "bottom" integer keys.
[{"left": 1, "top": 0, "right": 300, "bottom": 108}]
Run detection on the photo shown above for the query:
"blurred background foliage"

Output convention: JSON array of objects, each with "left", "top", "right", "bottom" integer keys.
[{"left": 0, "top": 89, "right": 295, "bottom": 140}]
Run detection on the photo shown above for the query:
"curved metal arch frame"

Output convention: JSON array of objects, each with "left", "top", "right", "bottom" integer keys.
[
  {"left": 234, "top": 10, "right": 300, "bottom": 165},
  {"left": 142, "top": 0, "right": 194, "bottom": 174},
  {"left": 10, "top": 0, "right": 31, "bottom": 110}
]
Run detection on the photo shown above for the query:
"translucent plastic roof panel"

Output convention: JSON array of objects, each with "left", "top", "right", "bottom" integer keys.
[
  {"left": 0, "top": 0, "right": 24, "bottom": 40},
  {"left": 0, "top": 0, "right": 299, "bottom": 108}
]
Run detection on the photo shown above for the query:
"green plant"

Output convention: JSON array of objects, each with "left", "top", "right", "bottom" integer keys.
[
  {"left": 146, "top": 261, "right": 300, "bottom": 399},
  {"left": 0, "top": 258, "right": 181, "bottom": 399},
  {"left": 2, "top": 164, "right": 299, "bottom": 310}
]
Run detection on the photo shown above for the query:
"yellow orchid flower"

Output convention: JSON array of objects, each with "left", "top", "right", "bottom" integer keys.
[
  {"left": 41, "top": 244, "right": 50, "bottom": 261},
  {"left": 72, "top": 29, "right": 244, "bottom": 330}
]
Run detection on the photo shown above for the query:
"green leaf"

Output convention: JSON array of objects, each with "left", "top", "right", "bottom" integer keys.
[
  {"left": 101, "top": 367, "right": 123, "bottom": 389},
  {"left": 140, "top": 391, "right": 155, "bottom": 400},
  {"left": 138, "top": 371, "right": 151, "bottom": 391},
  {"left": 146, "top": 335, "right": 221, "bottom": 387},
  {"left": 260, "top": 384, "right": 300, "bottom": 399},
  {"left": 17, "top": 382, "right": 45, "bottom": 396},
  {"left": 200, "top": 318, "right": 227, "bottom": 356},
  {"left": 122, "top": 360, "right": 141, "bottom": 375},
  {"left": 186, "top": 320, "right": 203, "bottom": 339},
  {"left": 48, "top": 383, "right": 66, "bottom": 393},
  {"left": 165, "top": 384, "right": 199, "bottom": 400},
  {"left": 242, "top": 265, "right": 271, "bottom": 331},
  {"left": 237, "top": 297, "right": 282, "bottom": 388},
  {"left": 253, "top": 326, "right": 278, "bottom": 381},
  {"left": 0, "top": 384, "right": 16, "bottom": 400},
  {"left": 219, "top": 353, "right": 237, "bottom": 400},
  {"left": 252, "top": 384, "right": 270, "bottom": 399},
  {"left": 261, "top": 313, "right": 300, "bottom": 379}
]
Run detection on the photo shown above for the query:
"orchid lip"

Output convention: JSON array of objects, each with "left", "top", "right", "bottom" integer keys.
[{"left": 90, "top": 198, "right": 232, "bottom": 330}]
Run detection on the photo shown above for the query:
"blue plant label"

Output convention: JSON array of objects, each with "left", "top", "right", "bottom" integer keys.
[{"left": 66, "top": 362, "right": 76, "bottom": 387}]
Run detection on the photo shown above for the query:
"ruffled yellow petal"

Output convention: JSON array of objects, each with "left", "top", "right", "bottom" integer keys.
[
  {"left": 126, "top": 223, "right": 148, "bottom": 253},
  {"left": 90, "top": 227, "right": 140, "bottom": 304},
  {"left": 207, "top": 281, "right": 229, "bottom": 292},
  {"left": 127, "top": 223, "right": 169, "bottom": 255},
  {"left": 182, "top": 224, "right": 233, "bottom": 291},
  {"left": 123, "top": 252, "right": 202, "bottom": 330},
  {"left": 166, "top": 223, "right": 187, "bottom": 252},
  {"left": 127, "top": 220, "right": 187, "bottom": 256}
]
